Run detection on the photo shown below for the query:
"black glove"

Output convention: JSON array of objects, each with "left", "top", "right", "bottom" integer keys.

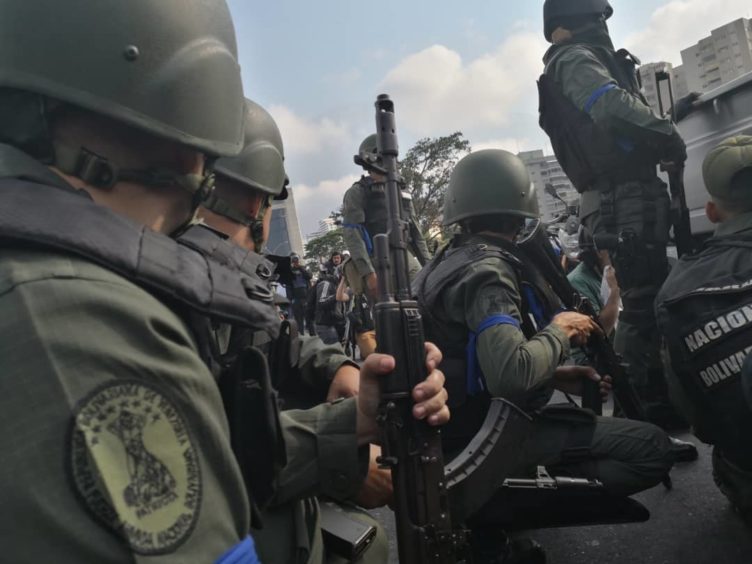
[
  {"left": 662, "top": 130, "right": 687, "bottom": 165},
  {"left": 673, "top": 92, "right": 701, "bottom": 122}
]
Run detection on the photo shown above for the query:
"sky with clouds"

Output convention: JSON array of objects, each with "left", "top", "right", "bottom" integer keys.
[{"left": 227, "top": 0, "right": 752, "bottom": 238}]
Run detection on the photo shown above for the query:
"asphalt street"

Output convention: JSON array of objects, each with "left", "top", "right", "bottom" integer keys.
[{"left": 372, "top": 435, "right": 752, "bottom": 564}]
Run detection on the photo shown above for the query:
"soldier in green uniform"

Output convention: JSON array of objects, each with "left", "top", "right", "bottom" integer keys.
[
  {"left": 342, "top": 134, "right": 431, "bottom": 298},
  {"left": 181, "top": 99, "right": 392, "bottom": 562},
  {"left": 0, "top": 2, "right": 451, "bottom": 562},
  {"left": 539, "top": 0, "right": 688, "bottom": 429},
  {"left": 656, "top": 136, "right": 752, "bottom": 526},
  {"left": 414, "top": 151, "right": 673, "bottom": 553}
]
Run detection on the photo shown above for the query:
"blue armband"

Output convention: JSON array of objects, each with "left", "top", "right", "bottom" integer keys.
[
  {"left": 343, "top": 223, "right": 373, "bottom": 255},
  {"left": 466, "top": 314, "right": 520, "bottom": 395},
  {"left": 215, "top": 536, "right": 261, "bottom": 564},
  {"left": 583, "top": 83, "right": 616, "bottom": 113}
]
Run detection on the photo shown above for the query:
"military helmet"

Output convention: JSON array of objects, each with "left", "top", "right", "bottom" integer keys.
[
  {"left": 0, "top": 0, "right": 244, "bottom": 157},
  {"left": 214, "top": 100, "right": 288, "bottom": 198},
  {"left": 443, "top": 150, "right": 538, "bottom": 227},
  {"left": 355, "top": 134, "right": 380, "bottom": 170},
  {"left": 703, "top": 136, "right": 752, "bottom": 208},
  {"left": 543, "top": 0, "right": 614, "bottom": 41}
]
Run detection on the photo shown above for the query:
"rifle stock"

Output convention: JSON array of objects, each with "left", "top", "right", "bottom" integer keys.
[{"left": 371, "top": 94, "right": 467, "bottom": 563}]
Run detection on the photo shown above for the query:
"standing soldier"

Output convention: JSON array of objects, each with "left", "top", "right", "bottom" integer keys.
[
  {"left": 656, "top": 137, "right": 752, "bottom": 526},
  {"left": 539, "top": 0, "right": 688, "bottom": 429},
  {"left": 342, "top": 134, "right": 431, "bottom": 298}
]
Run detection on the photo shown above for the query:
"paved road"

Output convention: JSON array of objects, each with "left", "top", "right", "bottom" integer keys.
[{"left": 371, "top": 435, "right": 752, "bottom": 563}]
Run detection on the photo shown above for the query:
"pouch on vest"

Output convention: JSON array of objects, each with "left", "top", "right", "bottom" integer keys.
[
  {"left": 267, "top": 320, "right": 329, "bottom": 410},
  {"left": 218, "top": 345, "right": 287, "bottom": 525}
]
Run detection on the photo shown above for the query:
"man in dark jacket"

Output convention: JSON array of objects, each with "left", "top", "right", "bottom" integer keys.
[{"left": 656, "top": 136, "right": 752, "bottom": 526}]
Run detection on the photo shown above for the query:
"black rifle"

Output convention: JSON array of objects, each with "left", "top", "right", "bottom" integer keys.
[
  {"left": 517, "top": 220, "right": 646, "bottom": 419},
  {"left": 371, "top": 94, "right": 468, "bottom": 563},
  {"left": 665, "top": 164, "right": 695, "bottom": 257},
  {"left": 655, "top": 70, "right": 696, "bottom": 258}
]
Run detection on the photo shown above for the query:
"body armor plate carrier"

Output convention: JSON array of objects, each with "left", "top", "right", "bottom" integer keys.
[{"left": 657, "top": 235, "right": 752, "bottom": 469}]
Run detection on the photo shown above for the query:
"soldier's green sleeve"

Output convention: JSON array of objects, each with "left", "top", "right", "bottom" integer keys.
[
  {"left": 553, "top": 46, "right": 679, "bottom": 148},
  {"left": 273, "top": 399, "right": 367, "bottom": 504},
  {"left": 342, "top": 182, "right": 375, "bottom": 278},
  {"left": 0, "top": 251, "right": 249, "bottom": 563},
  {"left": 297, "top": 335, "right": 358, "bottom": 389},
  {"left": 450, "top": 260, "right": 570, "bottom": 403}
]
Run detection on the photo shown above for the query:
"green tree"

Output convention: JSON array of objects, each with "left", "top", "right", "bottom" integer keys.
[
  {"left": 399, "top": 132, "right": 470, "bottom": 243},
  {"left": 305, "top": 228, "right": 345, "bottom": 264}
]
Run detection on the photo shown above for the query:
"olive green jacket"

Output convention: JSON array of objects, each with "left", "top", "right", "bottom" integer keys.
[
  {"left": 0, "top": 147, "right": 364, "bottom": 563},
  {"left": 543, "top": 33, "right": 679, "bottom": 216},
  {"left": 426, "top": 234, "right": 570, "bottom": 406},
  {"left": 341, "top": 178, "right": 430, "bottom": 279}
]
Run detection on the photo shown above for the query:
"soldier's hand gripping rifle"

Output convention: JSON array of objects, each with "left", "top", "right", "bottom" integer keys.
[
  {"left": 371, "top": 94, "right": 467, "bottom": 563},
  {"left": 517, "top": 220, "right": 646, "bottom": 420}
]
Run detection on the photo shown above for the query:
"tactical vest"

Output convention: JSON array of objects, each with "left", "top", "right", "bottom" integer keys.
[
  {"left": 539, "top": 45, "right": 655, "bottom": 193},
  {"left": 414, "top": 236, "right": 561, "bottom": 453},
  {"left": 0, "top": 179, "right": 279, "bottom": 330},
  {"left": 657, "top": 234, "right": 752, "bottom": 468},
  {"left": 360, "top": 177, "right": 412, "bottom": 236},
  {"left": 0, "top": 180, "right": 284, "bottom": 522},
  {"left": 178, "top": 224, "right": 296, "bottom": 514},
  {"left": 352, "top": 177, "right": 429, "bottom": 265}
]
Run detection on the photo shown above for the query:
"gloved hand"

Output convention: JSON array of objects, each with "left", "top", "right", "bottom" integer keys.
[
  {"left": 672, "top": 92, "right": 701, "bottom": 122},
  {"left": 661, "top": 129, "right": 687, "bottom": 167}
]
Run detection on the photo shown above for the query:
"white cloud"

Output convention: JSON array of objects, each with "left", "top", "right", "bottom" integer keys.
[
  {"left": 378, "top": 32, "right": 548, "bottom": 136},
  {"left": 290, "top": 174, "right": 360, "bottom": 237},
  {"left": 268, "top": 104, "right": 351, "bottom": 157},
  {"left": 625, "top": 0, "right": 752, "bottom": 65},
  {"left": 323, "top": 67, "right": 363, "bottom": 88}
]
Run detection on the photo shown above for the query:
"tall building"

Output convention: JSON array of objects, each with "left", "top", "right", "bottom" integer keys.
[
  {"left": 639, "top": 61, "right": 688, "bottom": 115},
  {"left": 306, "top": 217, "right": 339, "bottom": 241},
  {"left": 266, "top": 187, "right": 304, "bottom": 257},
  {"left": 517, "top": 150, "right": 578, "bottom": 223},
  {"left": 672, "top": 65, "right": 690, "bottom": 101},
  {"left": 680, "top": 18, "right": 752, "bottom": 93}
]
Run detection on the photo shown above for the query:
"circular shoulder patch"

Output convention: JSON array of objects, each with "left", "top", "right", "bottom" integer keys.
[{"left": 69, "top": 380, "right": 202, "bottom": 555}]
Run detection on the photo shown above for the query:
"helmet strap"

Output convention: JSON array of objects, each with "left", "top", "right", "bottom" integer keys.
[
  {"left": 52, "top": 140, "right": 216, "bottom": 232},
  {"left": 201, "top": 190, "right": 272, "bottom": 249}
]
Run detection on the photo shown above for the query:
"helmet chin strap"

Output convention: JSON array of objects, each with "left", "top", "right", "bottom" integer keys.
[
  {"left": 52, "top": 140, "right": 217, "bottom": 237},
  {"left": 201, "top": 190, "right": 272, "bottom": 249}
]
